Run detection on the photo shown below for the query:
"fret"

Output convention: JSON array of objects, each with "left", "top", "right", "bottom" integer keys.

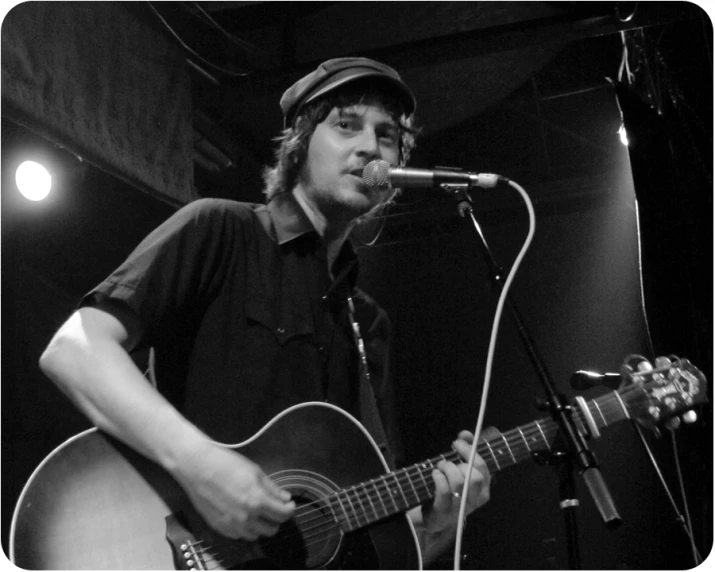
[
  {"left": 390, "top": 471, "right": 409, "bottom": 509},
  {"left": 352, "top": 485, "right": 370, "bottom": 527},
  {"left": 571, "top": 407, "right": 588, "bottom": 436},
  {"left": 575, "top": 395, "right": 600, "bottom": 439},
  {"left": 500, "top": 433, "right": 517, "bottom": 465},
  {"left": 380, "top": 474, "right": 399, "bottom": 513},
  {"left": 417, "top": 462, "right": 431, "bottom": 496},
  {"left": 483, "top": 440, "right": 501, "bottom": 471},
  {"left": 334, "top": 491, "right": 352, "bottom": 531},
  {"left": 612, "top": 391, "right": 630, "bottom": 419},
  {"left": 361, "top": 482, "right": 378, "bottom": 522},
  {"left": 517, "top": 427, "right": 532, "bottom": 452},
  {"left": 592, "top": 399, "right": 607, "bottom": 426},
  {"left": 371, "top": 479, "right": 388, "bottom": 518},
  {"left": 403, "top": 467, "right": 420, "bottom": 505},
  {"left": 325, "top": 494, "right": 340, "bottom": 528},
  {"left": 534, "top": 420, "right": 551, "bottom": 451},
  {"left": 343, "top": 488, "right": 359, "bottom": 529}
]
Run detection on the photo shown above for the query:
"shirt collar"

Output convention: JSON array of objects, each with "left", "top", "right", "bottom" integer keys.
[
  {"left": 267, "top": 191, "right": 318, "bottom": 245},
  {"left": 266, "top": 190, "right": 359, "bottom": 285}
]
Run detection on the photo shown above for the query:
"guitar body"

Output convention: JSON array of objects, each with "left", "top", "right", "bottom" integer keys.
[{"left": 10, "top": 402, "right": 421, "bottom": 570}]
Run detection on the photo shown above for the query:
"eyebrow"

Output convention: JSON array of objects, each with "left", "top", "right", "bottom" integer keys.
[{"left": 337, "top": 108, "right": 399, "bottom": 130}]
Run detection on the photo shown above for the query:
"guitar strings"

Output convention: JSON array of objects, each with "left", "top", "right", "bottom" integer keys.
[
  {"left": 199, "top": 380, "right": 659, "bottom": 567},
  {"left": 289, "top": 382, "right": 648, "bottom": 534},
  {"left": 268, "top": 384, "right": 652, "bottom": 558},
  {"left": 182, "top": 539, "right": 225, "bottom": 570},
  {"left": 259, "top": 382, "right": 646, "bottom": 539},
  {"left": 312, "top": 382, "right": 651, "bottom": 531}
]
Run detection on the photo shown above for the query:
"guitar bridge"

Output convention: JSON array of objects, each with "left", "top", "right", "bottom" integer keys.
[{"left": 165, "top": 512, "right": 211, "bottom": 570}]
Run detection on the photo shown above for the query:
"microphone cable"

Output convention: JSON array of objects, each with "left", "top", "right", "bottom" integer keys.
[{"left": 453, "top": 177, "right": 535, "bottom": 570}]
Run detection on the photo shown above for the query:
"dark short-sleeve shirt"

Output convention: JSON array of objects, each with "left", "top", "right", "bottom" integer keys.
[{"left": 81, "top": 193, "right": 400, "bottom": 464}]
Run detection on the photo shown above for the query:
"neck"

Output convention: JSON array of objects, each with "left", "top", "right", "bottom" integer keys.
[{"left": 292, "top": 187, "right": 354, "bottom": 271}]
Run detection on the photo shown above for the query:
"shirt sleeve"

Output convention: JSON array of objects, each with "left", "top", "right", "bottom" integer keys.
[{"left": 80, "top": 198, "right": 253, "bottom": 351}]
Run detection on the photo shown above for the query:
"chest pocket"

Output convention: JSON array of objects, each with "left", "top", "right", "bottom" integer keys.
[
  {"left": 245, "top": 208, "right": 317, "bottom": 345},
  {"left": 245, "top": 300, "right": 315, "bottom": 345}
]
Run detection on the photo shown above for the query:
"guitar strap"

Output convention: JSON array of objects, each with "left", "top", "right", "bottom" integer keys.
[{"left": 347, "top": 294, "right": 393, "bottom": 468}]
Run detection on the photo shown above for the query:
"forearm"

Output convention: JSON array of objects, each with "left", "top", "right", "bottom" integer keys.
[{"left": 39, "top": 310, "right": 207, "bottom": 476}]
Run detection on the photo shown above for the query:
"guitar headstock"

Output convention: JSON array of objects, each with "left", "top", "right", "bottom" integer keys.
[{"left": 620, "top": 356, "right": 708, "bottom": 427}]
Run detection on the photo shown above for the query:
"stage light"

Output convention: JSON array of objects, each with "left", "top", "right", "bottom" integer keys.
[
  {"left": 618, "top": 124, "right": 629, "bottom": 146},
  {"left": 15, "top": 160, "right": 52, "bottom": 201}
]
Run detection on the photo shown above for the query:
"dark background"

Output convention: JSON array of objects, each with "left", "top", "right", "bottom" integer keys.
[{"left": 2, "top": 2, "right": 712, "bottom": 569}]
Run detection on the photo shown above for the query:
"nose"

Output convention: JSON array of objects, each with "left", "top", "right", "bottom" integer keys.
[{"left": 354, "top": 127, "right": 381, "bottom": 160}]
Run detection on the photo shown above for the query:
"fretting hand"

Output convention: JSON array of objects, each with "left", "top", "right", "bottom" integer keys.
[{"left": 422, "top": 428, "right": 496, "bottom": 533}]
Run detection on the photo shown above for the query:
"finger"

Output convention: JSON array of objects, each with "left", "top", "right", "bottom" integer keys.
[
  {"left": 259, "top": 495, "right": 296, "bottom": 523},
  {"left": 479, "top": 426, "right": 502, "bottom": 442},
  {"left": 452, "top": 439, "right": 489, "bottom": 472},
  {"left": 263, "top": 475, "right": 292, "bottom": 502},
  {"left": 457, "top": 426, "right": 501, "bottom": 444},
  {"left": 239, "top": 528, "right": 259, "bottom": 541},
  {"left": 431, "top": 467, "right": 453, "bottom": 511},
  {"left": 248, "top": 516, "right": 282, "bottom": 538},
  {"left": 457, "top": 430, "right": 474, "bottom": 443},
  {"left": 439, "top": 460, "right": 466, "bottom": 496},
  {"left": 213, "top": 517, "right": 255, "bottom": 541},
  {"left": 258, "top": 476, "right": 296, "bottom": 521},
  {"left": 452, "top": 440, "right": 489, "bottom": 468},
  {"left": 457, "top": 462, "right": 486, "bottom": 486}
]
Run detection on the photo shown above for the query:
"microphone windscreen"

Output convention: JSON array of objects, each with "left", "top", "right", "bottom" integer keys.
[{"left": 362, "top": 160, "right": 391, "bottom": 188}]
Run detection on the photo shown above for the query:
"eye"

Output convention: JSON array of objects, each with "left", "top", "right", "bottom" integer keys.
[
  {"left": 336, "top": 119, "right": 360, "bottom": 132},
  {"left": 379, "top": 128, "right": 399, "bottom": 146}
]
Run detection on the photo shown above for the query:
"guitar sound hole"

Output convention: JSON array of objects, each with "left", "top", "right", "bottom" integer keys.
[{"left": 258, "top": 489, "right": 342, "bottom": 569}]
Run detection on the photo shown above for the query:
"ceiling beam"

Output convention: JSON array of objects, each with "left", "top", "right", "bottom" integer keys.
[{"left": 224, "top": 2, "right": 704, "bottom": 91}]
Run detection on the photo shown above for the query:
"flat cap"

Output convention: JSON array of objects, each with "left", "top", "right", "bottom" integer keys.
[{"left": 280, "top": 57, "right": 416, "bottom": 126}]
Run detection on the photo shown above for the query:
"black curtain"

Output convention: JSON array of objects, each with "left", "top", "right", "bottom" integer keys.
[{"left": 615, "top": 20, "right": 712, "bottom": 560}]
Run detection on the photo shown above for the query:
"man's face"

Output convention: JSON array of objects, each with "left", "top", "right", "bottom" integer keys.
[{"left": 297, "top": 104, "right": 400, "bottom": 222}]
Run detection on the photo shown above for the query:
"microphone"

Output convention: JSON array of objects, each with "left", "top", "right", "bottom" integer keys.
[
  {"left": 362, "top": 160, "right": 501, "bottom": 189},
  {"left": 570, "top": 371, "right": 623, "bottom": 390}
]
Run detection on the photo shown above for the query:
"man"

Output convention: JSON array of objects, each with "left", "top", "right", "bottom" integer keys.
[{"left": 39, "top": 57, "right": 491, "bottom": 567}]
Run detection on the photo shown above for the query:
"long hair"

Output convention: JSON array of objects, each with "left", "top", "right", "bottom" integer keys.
[{"left": 262, "top": 79, "right": 419, "bottom": 203}]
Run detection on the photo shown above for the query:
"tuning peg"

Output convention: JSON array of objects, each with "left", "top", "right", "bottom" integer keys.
[
  {"left": 654, "top": 356, "right": 673, "bottom": 368},
  {"left": 637, "top": 360, "right": 654, "bottom": 372},
  {"left": 534, "top": 398, "right": 550, "bottom": 412},
  {"left": 682, "top": 410, "right": 698, "bottom": 424},
  {"left": 665, "top": 417, "right": 681, "bottom": 431}
]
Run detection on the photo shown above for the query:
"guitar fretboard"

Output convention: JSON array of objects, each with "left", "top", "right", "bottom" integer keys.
[{"left": 327, "top": 384, "right": 648, "bottom": 532}]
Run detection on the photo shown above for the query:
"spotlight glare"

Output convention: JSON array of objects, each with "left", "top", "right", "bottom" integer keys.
[
  {"left": 15, "top": 160, "right": 52, "bottom": 201},
  {"left": 618, "top": 124, "right": 629, "bottom": 146}
]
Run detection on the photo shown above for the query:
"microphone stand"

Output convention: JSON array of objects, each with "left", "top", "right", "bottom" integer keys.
[{"left": 446, "top": 185, "right": 622, "bottom": 569}]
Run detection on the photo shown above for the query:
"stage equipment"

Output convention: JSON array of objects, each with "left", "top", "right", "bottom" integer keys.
[{"left": 364, "top": 163, "right": 639, "bottom": 568}]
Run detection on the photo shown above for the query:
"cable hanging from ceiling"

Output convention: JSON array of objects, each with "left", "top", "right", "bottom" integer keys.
[
  {"left": 146, "top": 1, "right": 254, "bottom": 78},
  {"left": 189, "top": 2, "right": 272, "bottom": 61}
]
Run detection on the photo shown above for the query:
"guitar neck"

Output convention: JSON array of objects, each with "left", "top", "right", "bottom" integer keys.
[{"left": 330, "top": 386, "right": 642, "bottom": 532}]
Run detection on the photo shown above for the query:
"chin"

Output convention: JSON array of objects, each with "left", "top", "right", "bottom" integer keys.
[{"left": 339, "top": 186, "right": 375, "bottom": 212}]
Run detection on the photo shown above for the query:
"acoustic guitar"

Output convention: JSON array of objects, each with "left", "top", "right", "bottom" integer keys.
[{"left": 10, "top": 358, "right": 706, "bottom": 569}]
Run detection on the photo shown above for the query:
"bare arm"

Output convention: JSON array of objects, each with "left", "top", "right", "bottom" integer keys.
[{"left": 39, "top": 306, "right": 294, "bottom": 539}]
